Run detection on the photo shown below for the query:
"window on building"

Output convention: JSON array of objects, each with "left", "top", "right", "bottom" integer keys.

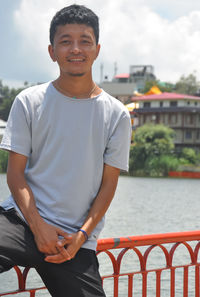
[
  {"left": 186, "top": 114, "right": 194, "bottom": 125},
  {"left": 170, "top": 101, "right": 177, "bottom": 107},
  {"left": 187, "top": 101, "right": 190, "bottom": 105},
  {"left": 160, "top": 102, "right": 163, "bottom": 107},
  {"left": 185, "top": 131, "right": 192, "bottom": 139},
  {"left": 173, "top": 131, "right": 177, "bottom": 140},
  {"left": 143, "top": 102, "right": 151, "bottom": 108},
  {"left": 152, "top": 115, "right": 156, "bottom": 121},
  {"left": 164, "top": 114, "right": 169, "bottom": 125},
  {"left": 196, "top": 130, "right": 200, "bottom": 140},
  {"left": 195, "top": 102, "right": 198, "bottom": 106},
  {"left": 170, "top": 114, "right": 177, "bottom": 124}
]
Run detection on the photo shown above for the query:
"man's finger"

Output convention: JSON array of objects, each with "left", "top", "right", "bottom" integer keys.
[
  {"left": 56, "top": 233, "right": 73, "bottom": 248},
  {"left": 45, "top": 247, "right": 71, "bottom": 263},
  {"left": 57, "top": 228, "right": 72, "bottom": 238}
]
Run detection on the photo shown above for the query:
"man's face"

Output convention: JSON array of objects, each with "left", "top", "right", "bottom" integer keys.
[{"left": 48, "top": 23, "right": 100, "bottom": 77}]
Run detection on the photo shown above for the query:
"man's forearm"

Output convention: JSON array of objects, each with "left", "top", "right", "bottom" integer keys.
[
  {"left": 7, "top": 170, "right": 43, "bottom": 232},
  {"left": 80, "top": 164, "right": 120, "bottom": 238}
]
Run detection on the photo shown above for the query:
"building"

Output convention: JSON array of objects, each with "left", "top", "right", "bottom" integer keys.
[
  {"left": 125, "top": 102, "right": 139, "bottom": 128},
  {"left": 100, "top": 65, "right": 156, "bottom": 104},
  {"left": 100, "top": 80, "right": 137, "bottom": 104},
  {"left": 132, "top": 92, "right": 200, "bottom": 150},
  {"left": 128, "top": 65, "right": 156, "bottom": 90}
]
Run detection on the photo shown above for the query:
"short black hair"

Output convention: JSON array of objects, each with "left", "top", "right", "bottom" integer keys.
[{"left": 50, "top": 4, "right": 99, "bottom": 45}]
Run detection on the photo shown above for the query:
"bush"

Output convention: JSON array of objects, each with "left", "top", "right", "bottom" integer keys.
[
  {"left": 0, "top": 150, "right": 8, "bottom": 173},
  {"left": 145, "top": 155, "right": 179, "bottom": 177},
  {"left": 129, "top": 145, "right": 146, "bottom": 175},
  {"left": 181, "top": 148, "right": 197, "bottom": 164},
  {"left": 129, "top": 124, "right": 200, "bottom": 177},
  {"left": 129, "top": 124, "right": 176, "bottom": 176}
]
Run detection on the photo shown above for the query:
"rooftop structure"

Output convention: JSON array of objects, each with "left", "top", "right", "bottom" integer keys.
[
  {"left": 100, "top": 65, "right": 156, "bottom": 103},
  {"left": 129, "top": 65, "right": 156, "bottom": 89}
]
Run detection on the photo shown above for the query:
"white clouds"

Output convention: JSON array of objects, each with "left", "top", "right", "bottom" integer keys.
[
  {"left": 97, "top": 0, "right": 200, "bottom": 83},
  {"left": 5, "top": 0, "right": 200, "bottom": 84},
  {"left": 13, "top": 0, "right": 58, "bottom": 80}
]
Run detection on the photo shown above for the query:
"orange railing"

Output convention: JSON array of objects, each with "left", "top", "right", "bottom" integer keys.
[{"left": 0, "top": 230, "right": 200, "bottom": 296}]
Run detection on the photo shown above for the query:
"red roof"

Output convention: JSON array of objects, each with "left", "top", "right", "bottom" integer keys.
[
  {"left": 115, "top": 73, "right": 130, "bottom": 79},
  {"left": 132, "top": 92, "right": 200, "bottom": 101}
]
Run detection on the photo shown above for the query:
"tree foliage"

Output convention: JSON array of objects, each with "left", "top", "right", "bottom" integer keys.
[
  {"left": 142, "top": 73, "right": 200, "bottom": 96},
  {"left": 0, "top": 150, "right": 8, "bottom": 173},
  {"left": 129, "top": 124, "right": 200, "bottom": 176},
  {"left": 174, "top": 73, "right": 200, "bottom": 95},
  {"left": 134, "top": 124, "right": 175, "bottom": 156},
  {"left": 181, "top": 148, "right": 197, "bottom": 164},
  {"left": 0, "top": 80, "right": 25, "bottom": 121},
  {"left": 129, "top": 124, "right": 178, "bottom": 176}
]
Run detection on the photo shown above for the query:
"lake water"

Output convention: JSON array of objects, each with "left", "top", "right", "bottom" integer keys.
[{"left": 0, "top": 174, "right": 199, "bottom": 296}]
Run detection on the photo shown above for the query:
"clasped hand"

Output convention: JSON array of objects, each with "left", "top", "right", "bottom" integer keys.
[{"left": 33, "top": 221, "right": 85, "bottom": 264}]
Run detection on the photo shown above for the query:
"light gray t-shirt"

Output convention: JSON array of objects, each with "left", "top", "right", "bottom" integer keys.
[{"left": 0, "top": 82, "right": 131, "bottom": 250}]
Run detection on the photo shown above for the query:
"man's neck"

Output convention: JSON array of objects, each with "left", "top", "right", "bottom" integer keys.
[{"left": 54, "top": 74, "right": 101, "bottom": 99}]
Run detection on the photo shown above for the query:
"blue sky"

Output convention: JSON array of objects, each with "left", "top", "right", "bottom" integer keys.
[{"left": 1, "top": 0, "right": 200, "bottom": 87}]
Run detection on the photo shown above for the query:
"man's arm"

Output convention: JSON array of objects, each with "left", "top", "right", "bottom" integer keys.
[
  {"left": 45, "top": 163, "right": 120, "bottom": 263},
  {"left": 80, "top": 163, "right": 120, "bottom": 236},
  {"left": 7, "top": 151, "right": 72, "bottom": 257}
]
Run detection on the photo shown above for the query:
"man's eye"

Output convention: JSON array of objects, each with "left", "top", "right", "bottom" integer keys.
[
  {"left": 82, "top": 40, "right": 91, "bottom": 44},
  {"left": 61, "top": 40, "right": 70, "bottom": 44}
]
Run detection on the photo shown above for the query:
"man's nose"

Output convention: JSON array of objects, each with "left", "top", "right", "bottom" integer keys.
[{"left": 70, "top": 41, "right": 81, "bottom": 54}]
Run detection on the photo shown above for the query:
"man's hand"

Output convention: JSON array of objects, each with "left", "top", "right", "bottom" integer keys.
[
  {"left": 33, "top": 219, "right": 72, "bottom": 255},
  {"left": 44, "top": 230, "right": 85, "bottom": 263},
  {"left": 44, "top": 164, "right": 120, "bottom": 264}
]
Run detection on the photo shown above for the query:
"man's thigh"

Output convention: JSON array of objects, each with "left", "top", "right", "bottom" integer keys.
[
  {"left": 0, "top": 207, "right": 44, "bottom": 272},
  {"left": 36, "top": 248, "right": 106, "bottom": 297},
  {"left": 0, "top": 209, "right": 106, "bottom": 297}
]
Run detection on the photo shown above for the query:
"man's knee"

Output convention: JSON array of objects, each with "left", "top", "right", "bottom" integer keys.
[{"left": 0, "top": 209, "right": 43, "bottom": 269}]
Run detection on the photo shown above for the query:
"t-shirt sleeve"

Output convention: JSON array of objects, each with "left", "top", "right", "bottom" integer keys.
[
  {"left": 103, "top": 112, "right": 132, "bottom": 172},
  {"left": 0, "top": 96, "right": 32, "bottom": 157}
]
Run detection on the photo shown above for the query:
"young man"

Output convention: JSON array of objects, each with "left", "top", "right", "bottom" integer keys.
[{"left": 0, "top": 4, "right": 131, "bottom": 297}]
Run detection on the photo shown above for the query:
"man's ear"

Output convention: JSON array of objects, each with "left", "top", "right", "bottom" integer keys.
[
  {"left": 95, "top": 44, "right": 101, "bottom": 59},
  {"left": 48, "top": 44, "right": 57, "bottom": 62}
]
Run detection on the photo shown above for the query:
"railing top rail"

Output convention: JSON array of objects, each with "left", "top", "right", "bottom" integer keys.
[{"left": 97, "top": 230, "right": 200, "bottom": 251}]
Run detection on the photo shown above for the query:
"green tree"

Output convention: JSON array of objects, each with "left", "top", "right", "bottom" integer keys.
[
  {"left": 0, "top": 80, "right": 25, "bottom": 121},
  {"left": 129, "top": 124, "right": 176, "bottom": 176},
  {"left": 134, "top": 124, "right": 175, "bottom": 155},
  {"left": 174, "top": 73, "right": 200, "bottom": 95},
  {"left": 0, "top": 150, "right": 8, "bottom": 173},
  {"left": 181, "top": 148, "right": 197, "bottom": 164},
  {"left": 144, "top": 155, "right": 179, "bottom": 176}
]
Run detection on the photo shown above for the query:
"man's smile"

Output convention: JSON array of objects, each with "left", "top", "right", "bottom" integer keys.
[{"left": 67, "top": 57, "right": 85, "bottom": 62}]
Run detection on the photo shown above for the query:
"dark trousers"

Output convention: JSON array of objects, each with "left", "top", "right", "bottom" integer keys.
[{"left": 0, "top": 207, "right": 106, "bottom": 297}]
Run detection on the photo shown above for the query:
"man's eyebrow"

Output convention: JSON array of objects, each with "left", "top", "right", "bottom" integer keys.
[
  {"left": 59, "top": 33, "right": 92, "bottom": 39},
  {"left": 80, "top": 34, "right": 92, "bottom": 39},
  {"left": 59, "top": 34, "right": 71, "bottom": 39}
]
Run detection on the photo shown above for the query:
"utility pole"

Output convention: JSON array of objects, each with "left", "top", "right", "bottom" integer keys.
[
  {"left": 114, "top": 62, "right": 118, "bottom": 78},
  {"left": 100, "top": 63, "right": 104, "bottom": 83}
]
